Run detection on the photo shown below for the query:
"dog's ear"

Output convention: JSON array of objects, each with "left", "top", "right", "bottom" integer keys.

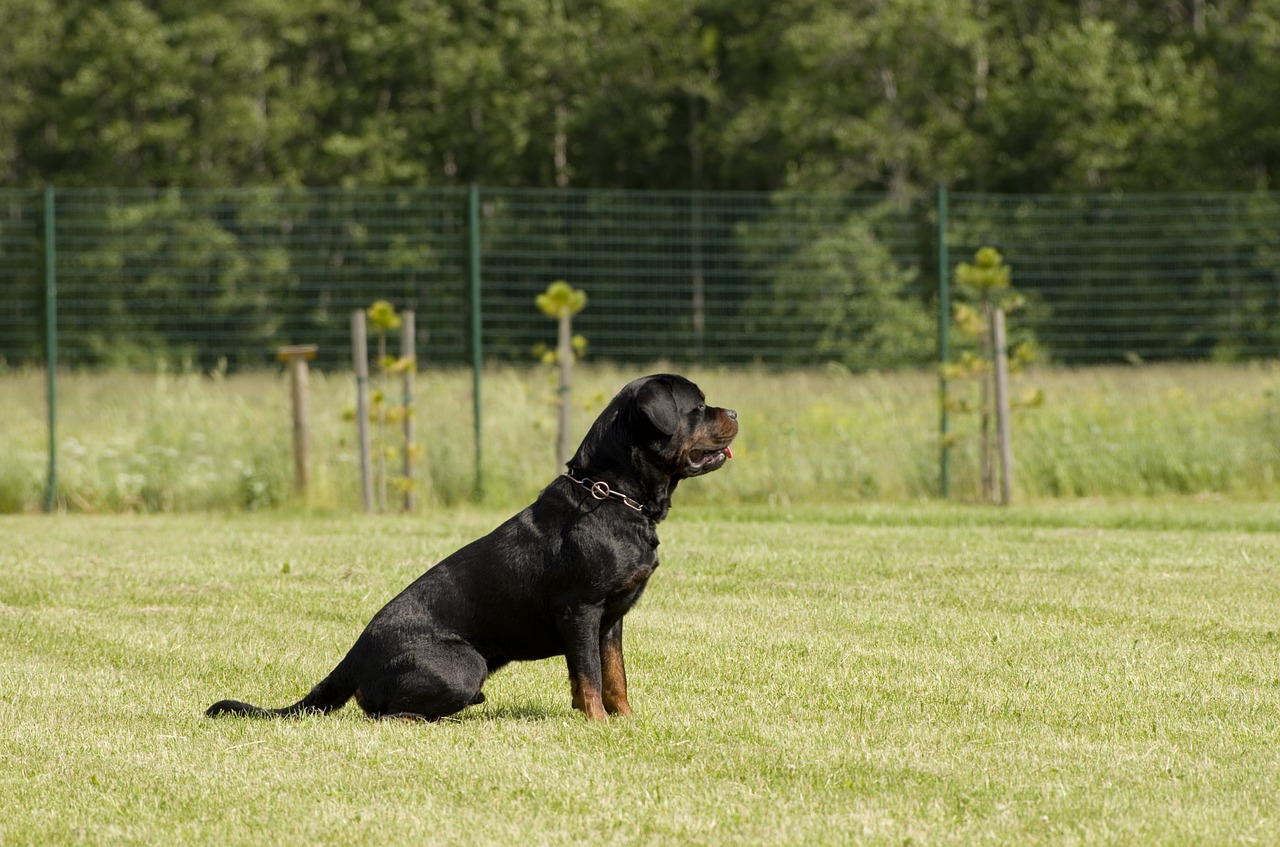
[{"left": 633, "top": 378, "right": 681, "bottom": 436}]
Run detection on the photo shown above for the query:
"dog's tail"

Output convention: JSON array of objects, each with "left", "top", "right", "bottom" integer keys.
[{"left": 206, "top": 652, "right": 359, "bottom": 719}]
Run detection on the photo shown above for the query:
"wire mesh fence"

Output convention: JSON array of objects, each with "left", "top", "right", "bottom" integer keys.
[
  {"left": 0, "top": 191, "right": 44, "bottom": 364},
  {"left": 2, "top": 186, "right": 1278, "bottom": 371},
  {"left": 480, "top": 189, "right": 930, "bottom": 366},
  {"left": 950, "top": 192, "right": 1280, "bottom": 363}
]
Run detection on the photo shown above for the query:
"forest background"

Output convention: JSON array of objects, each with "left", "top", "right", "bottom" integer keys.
[{"left": 2, "top": 0, "right": 1279, "bottom": 195}]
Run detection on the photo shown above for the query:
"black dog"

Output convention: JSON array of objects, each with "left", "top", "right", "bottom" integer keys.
[{"left": 207, "top": 374, "right": 737, "bottom": 721}]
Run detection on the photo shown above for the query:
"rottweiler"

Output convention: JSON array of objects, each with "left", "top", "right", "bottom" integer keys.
[{"left": 206, "top": 373, "right": 737, "bottom": 721}]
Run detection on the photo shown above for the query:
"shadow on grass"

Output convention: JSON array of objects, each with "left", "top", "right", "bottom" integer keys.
[{"left": 460, "top": 702, "right": 562, "bottom": 723}]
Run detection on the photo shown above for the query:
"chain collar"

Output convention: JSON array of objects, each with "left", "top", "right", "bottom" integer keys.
[{"left": 564, "top": 471, "right": 648, "bottom": 515}]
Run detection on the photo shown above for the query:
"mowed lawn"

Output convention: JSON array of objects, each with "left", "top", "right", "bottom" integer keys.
[{"left": 2, "top": 501, "right": 1279, "bottom": 845}]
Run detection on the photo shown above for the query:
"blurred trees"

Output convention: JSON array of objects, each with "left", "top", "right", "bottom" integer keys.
[{"left": 1, "top": 0, "right": 1278, "bottom": 192}]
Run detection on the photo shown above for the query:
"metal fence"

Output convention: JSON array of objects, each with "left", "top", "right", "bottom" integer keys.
[
  {"left": 949, "top": 191, "right": 1280, "bottom": 363},
  {"left": 2, "top": 186, "right": 1279, "bottom": 371}
]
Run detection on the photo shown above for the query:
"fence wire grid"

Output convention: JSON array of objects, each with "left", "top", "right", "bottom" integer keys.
[{"left": 2, "top": 186, "right": 1278, "bottom": 371}]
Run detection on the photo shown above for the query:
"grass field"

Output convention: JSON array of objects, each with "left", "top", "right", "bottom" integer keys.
[
  {"left": 3, "top": 502, "right": 1279, "bottom": 845},
  {"left": 2, "top": 362, "right": 1279, "bottom": 513}
]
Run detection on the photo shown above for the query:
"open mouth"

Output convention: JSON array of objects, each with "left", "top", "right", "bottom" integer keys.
[{"left": 685, "top": 445, "right": 733, "bottom": 473}]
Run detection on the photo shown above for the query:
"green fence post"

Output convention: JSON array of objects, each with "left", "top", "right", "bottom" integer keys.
[
  {"left": 42, "top": 186, "right": 58, "bottom": 513},
  {"left": 468, "top": 184, "right": 484, "bottom": 500},
  {"left": 936, "top": 183, "right": 951, "bottom": 499}
]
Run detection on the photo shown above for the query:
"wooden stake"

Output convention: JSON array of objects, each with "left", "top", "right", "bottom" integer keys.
[
  {"left": 276, "top": 344, "right": 318, "bottom": 499},
  {"left": 376, "top": 327, "right": 387, "bottom": 514},
  {"left": 352, "top": 311, "right": 373, "bottom": 514},
  {"left": 401, "top": 309, "right": 416, "bottom": 513},
  {"left": 556, "top": 310, "right": 572, "bottom": 470},
  {"left": 992, "top": 307, "right": 1014, "bottom": 505},
  {"left": 980, "top": 301, "right": 994, "bottom": 502}
]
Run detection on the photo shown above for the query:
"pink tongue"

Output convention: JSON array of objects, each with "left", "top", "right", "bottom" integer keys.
[{"left": 724, "top": 446, "right": 733, "bottom": 460}]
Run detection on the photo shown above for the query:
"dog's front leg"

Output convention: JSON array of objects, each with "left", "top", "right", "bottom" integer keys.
[
  {"left": 600, "top": 620, "right": 631, "bottom": 716},
  {"left": 556, "top": 602, "right": 607, "bottom": 720}
]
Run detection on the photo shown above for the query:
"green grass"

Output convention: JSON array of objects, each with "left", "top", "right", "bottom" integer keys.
[
  {"left": 1, "top": 362, "right": 1279, "bottom": 513},
  {"left": 3, "top": 502, "right": 1279, "bottom": 845}
]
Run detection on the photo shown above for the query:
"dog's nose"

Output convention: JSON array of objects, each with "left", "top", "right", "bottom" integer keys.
[{"left": 724, "top": 409, "right": 737, "bottom": 421}]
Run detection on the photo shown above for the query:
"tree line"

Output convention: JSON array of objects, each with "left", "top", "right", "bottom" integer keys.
[{"left": 2, "top": 0, "right": 1278, "bottom": 193}]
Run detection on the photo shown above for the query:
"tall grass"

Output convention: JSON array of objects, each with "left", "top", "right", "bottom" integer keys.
[{"left": 1, "top": 362, "right": 1278, "bottom": 513}]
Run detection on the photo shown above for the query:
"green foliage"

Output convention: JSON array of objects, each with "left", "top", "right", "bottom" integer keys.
[
  {"left": 944, "top": 247, "right": 1042, "bottom": 501},
  {"left": 978, "top": 18, "right": 1216, "bottom": 191},
  {"left": 532, "top": 335, "right": 588, "bottom": 367},
  {"left": 366, "top": 300, "right": 402, "bottom": 333},
  {"left": 535, "top": 280, "right": 588, "bottom": 319},
  {"left": 535, "top": 280, "right": 590, "bottom": 468},
  {"left": 956, "top": 246, "right": 1011, "bottom": 296},
  {"left": 1, "top": 0, "right": 1278, "bottom": 192},
  {"left": 740, "top": 198, "right": 934, "bottom": 369},
  {"left": 363, "top": 300, "right": 416, "bottom": 511},
  {"left": 946, "top": 246, "right": 1037, "bottom": 375},
  {"left": 533, "top": 281, "right": 589, "bottom": 367},
  {"left": 774, "top": 217, "right": 934, "bottom": 368}
]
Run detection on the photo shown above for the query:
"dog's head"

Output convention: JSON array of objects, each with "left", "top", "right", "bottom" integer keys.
[
  {"left": 628, "top": 375, "right": 738, "bottom": 478},
  {"left": 569, "top": 374, "right": 738, "bottom": 489}
]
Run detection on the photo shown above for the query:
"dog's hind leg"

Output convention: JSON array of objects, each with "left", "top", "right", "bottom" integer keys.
[{"left": 364, "top": 642, "right": 489, "bottom": 721}]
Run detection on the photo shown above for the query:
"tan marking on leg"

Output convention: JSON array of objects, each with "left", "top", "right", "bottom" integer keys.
[
  {"left": 573, "top": 676, "right": 607, "bottom": 720},
  {"left": 601, "top": 639, "right": 631, "bottom": 716}
]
